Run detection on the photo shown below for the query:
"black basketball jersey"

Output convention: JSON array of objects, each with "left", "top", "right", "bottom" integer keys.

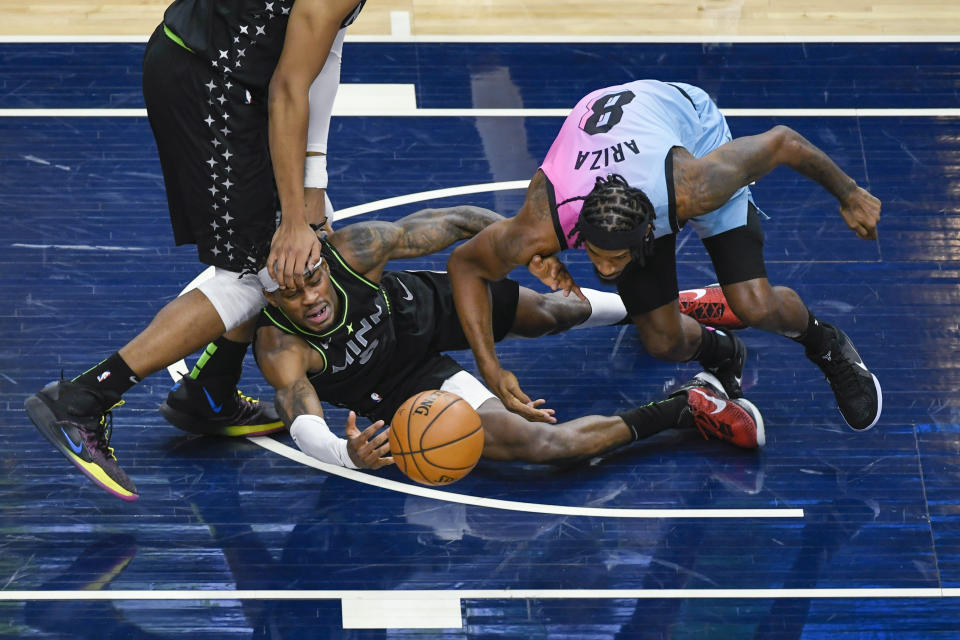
[
  {"left": 163, "top": 0, "right": 366, "bottom": 90},
  {"left": 258, "top": 240, "right": 462, "bottom": 422}
]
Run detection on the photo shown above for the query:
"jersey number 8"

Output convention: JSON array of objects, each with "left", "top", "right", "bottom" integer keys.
[{"left": 580, "top": 90, "right": 636, "bottom": 135}]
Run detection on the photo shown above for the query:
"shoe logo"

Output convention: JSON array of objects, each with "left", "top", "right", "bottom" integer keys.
[
  {"left": 129, "top": 375, "right": 139, "bottom": 385},
  {"left": 397, "top": 279, "right": 414, "bottom": 301},
  {"left": 688, "top": 288, "right": 707, "bottom": 301},
  {"left": 202, "top": 387, "right": 223, "bottom": 414},
  {"left": 60, "top": 427, "right": 84, "bottom": 454},
  {"left": 690, "top": 388, "right": 727, "bottom": 414},
  {"left": 854, "top": 359, "right": 868, "bottom": 371},
  {"left": 822, "top": 350, "right": 832, "bottom": 362},
  {"left": 97, "top": 370, "right": 111, "bottom": 382}
]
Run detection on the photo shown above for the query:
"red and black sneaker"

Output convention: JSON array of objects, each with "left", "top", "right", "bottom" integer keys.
[
  {"left": 671, "top": 372, "right": 765, "bottom": 449},
  {"left": 679, "top": 284, "right": 746, "bottom": 330},
  {"left": 159, "top": 375, "right": 284, "bottom": 437}
]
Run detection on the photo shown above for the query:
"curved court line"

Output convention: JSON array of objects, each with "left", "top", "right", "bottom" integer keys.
[
  {"left": 169, "top": 181, "right": 802, "bottom": 519},
  {"left": 254, "top": 435, "right": 802, "bottom": 519},
  {"left": 334, "top": 180, "right": 528, "bottom": 220}
]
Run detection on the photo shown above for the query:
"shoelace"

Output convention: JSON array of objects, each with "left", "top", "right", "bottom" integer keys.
[
  {"left": 237, "top": 389, "right": 260, "bottom": 405},
  {"left": 819, "top": 351, "right": 862, "bottom": 395},
  {"left": 94, "top": 400, "right": 125, "bottom": 460},
  {"left": 694, "top": 420, "right": 712, "bottom": 441},
  {"left": 687, "top": 403, "right": 718, "bottom": 441}
]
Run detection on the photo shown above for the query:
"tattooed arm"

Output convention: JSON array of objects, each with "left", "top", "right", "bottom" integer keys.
[
  {"left": 671, "top": 125, "right": 881, "bottom": 239},
  {"left": 328, "top": 204, "right": 507, "bottom": 281},
  {"left": 447, "top": 171, "right": 564, "bottom": 423},
  {"left": 254, "top": 325, "right": 391, "bottom": 469}
]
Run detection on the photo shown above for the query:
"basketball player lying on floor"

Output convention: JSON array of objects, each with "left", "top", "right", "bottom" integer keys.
[{"left": 251, "top": 205, "right": 764, "bottom": 471}]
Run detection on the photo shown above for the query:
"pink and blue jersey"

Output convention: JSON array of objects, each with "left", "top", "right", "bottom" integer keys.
[{"left": 539, "top": 79, "right": 754, "bottom": 249}]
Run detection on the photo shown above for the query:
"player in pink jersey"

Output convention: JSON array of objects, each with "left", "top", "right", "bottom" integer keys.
[{"left": 448, "top": 79, "right": 882, "bottom": 433}]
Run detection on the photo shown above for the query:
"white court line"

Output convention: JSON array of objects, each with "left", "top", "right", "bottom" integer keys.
[
  {"left": 2, "top": 35, "right": 960, "bottom": 43},
  {"left": 3, "top": 106, "right": 960, "bottom": 118},
  {"left": 389, "top": 11, "right": 412, "bottom": 37},
  {"left": 6, "top": 587, "right": 953, "bottom": 627},
  {"left": 253, "top": 435, "right": 802, "bottom": 519},
  {"left": 1, "top": 587, "right": 953, "bottom": 600},
  {"left": 334, "top": 180, "right": 530, "bottom": 220},
  {"left": 12, "top": 243, "right": 152, "bottom": 251}
]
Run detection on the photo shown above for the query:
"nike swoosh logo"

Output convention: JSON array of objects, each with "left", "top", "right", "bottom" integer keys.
[
  {"left": 690, "top": 388, "right": 727, "bottom": 414},
  {"left": 854, "top": 359, "right": 868, "bottom": 371},
  {"left": 397, "top": 278, "right": 414, "bottom": 301},
  {"left": 202, "top": 387, "right": 223, "bottom": 414},
  {"left": 688, "top": 288, "right": 707, "bottom": 301},
  {"left": 60, "top": 427, "right": 84, "bottom": 454}
]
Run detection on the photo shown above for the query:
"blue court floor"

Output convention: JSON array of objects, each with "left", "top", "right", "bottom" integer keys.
[{"left": 1, "top": 38, "right": 960, "bottom": 637}]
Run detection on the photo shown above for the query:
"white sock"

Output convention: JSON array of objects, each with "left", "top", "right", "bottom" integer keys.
[{"left": 576, "top": 288, "right": 629, "bottom": 329}]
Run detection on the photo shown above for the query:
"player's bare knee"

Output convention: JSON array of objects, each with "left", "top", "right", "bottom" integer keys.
[
  {"left": 541, "top": 292, "right": 590, "bottom": 334},
  {"left": 732, "top": 296, "right": 778, "bottom": 327},
  {"left": 514, "top": 290, "right": 588, "bottom": 337},
  {"left": 642, "top": 331, "right": 689, "bottom": 361},
  {"left": 520, "top": 430, "right": 575, "bottom": 464},
  {"left": 727, "top": 283, "right": 778, "bottom": 327}
]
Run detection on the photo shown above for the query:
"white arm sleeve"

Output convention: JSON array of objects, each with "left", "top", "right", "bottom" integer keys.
[
  {"left": 306, "top": 28, "right": 346, "bottom": 156},
  {"left": 290, "top": 414, "right": 359, "bottom": 469}
]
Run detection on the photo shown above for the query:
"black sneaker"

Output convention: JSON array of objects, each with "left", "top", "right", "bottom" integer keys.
[
  {"left": 671, "top": 371, "right": 765, "bottom": 448},
  {"left": 159, "top": 375, "right": 284, "bottom": 437},
  {"left": 702, "top": 330, "right": 747, "bottom": 399},
  {"left": 807, "top": 324, "right": 882, "bottom": 431},
  {"left": 24, "top": 380, "right": 138, "bottom": 501}
]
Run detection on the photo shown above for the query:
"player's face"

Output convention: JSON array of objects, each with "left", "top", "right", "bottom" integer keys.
[
  {"left": 584, "top": 242, "right": 632, "bottom": 282},
  {"left": 269, "top": 263, "right": 339, "bottom": 331}
]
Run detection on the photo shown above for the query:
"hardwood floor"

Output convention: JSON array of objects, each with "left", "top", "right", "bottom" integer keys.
[{"left": 2, "top": 0, "right": 958, "bottom": 37}]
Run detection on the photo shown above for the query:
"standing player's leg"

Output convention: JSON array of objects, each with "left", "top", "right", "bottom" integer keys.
[
  {"left": 143, "top": 22, "right": 285, "bottom": 438},
  {"left": 158, "top": 270, "right": 283, "bottom": 437},
  {"left": 163, "top": 26, "right": 347, "bottom": 433}
]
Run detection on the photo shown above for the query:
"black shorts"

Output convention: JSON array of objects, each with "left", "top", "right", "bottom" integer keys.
[
  {"left": 617, "top": 203, "right": 767, "bottom": 316},
  {"left": 409, "top": 271, "right": 519, "bottom": 352},
  {"left": 143, "top": 24, "right": 278, "bottom": 271},
  {"left": 368, "top": 273, "right": 519, "bottom": 422}
]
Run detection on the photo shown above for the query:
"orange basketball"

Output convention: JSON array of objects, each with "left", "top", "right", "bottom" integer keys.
[{"left": 389, "top": 389, "right": 484, "bottom": 486}]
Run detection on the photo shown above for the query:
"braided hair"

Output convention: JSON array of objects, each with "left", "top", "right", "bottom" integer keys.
[{"left": 564, "top": 174, "right": 657, "bottom": 266}]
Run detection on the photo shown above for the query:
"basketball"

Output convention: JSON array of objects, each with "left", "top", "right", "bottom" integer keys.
[{"left": 389, "top": 390, "right": 484, "bottom": 486}]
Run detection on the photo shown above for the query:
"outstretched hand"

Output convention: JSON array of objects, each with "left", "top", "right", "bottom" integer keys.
[
  {"left": 839, "top": 186, "right": 881, "bottom": 240},
  {"left": 528, "top": 254, "right": 585, "bottom": 300},
  {"left": 344, "top": 411, "right": 394, "bottom": 469},
  {"left": 487, "top": 367, "right": 557, "bottom": 423},
  {"left": 268, "top": 220, "right": 322, "bottom": 290}
]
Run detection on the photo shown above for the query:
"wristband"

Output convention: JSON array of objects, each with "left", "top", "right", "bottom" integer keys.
[{"left": 304, "top": 154, "right": 328, "bottom": 189}]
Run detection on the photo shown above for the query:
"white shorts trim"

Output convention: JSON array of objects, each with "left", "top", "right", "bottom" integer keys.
[
  {"left": 440, "top": 370, "right": 496, "bottom": 411},
  {"left": 195, "top": 268, "right": 266, "bottom": 331}
]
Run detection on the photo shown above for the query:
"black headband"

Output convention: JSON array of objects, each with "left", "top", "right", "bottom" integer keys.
[{"left": 575, "top": 209, "right": 654, "bottom": 250}]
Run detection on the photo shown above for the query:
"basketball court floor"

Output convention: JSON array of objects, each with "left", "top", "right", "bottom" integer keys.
[{"left": 1, "top": 27, "right": 960, "bottom": 638}]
